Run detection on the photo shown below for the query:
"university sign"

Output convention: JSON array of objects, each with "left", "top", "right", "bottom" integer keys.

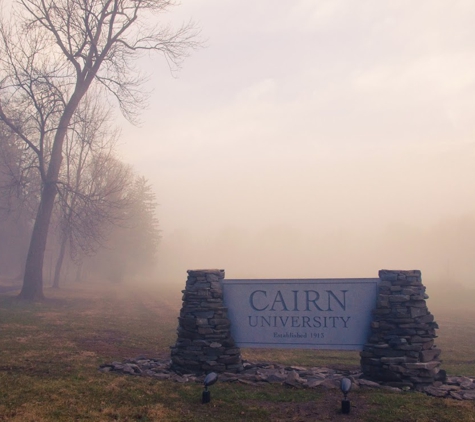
[
  {"left": 172, "top": 270, "right": 442, "bottom": 388},
  {"left": 221, "top": 278, "right": 379, "bottom": 350}
]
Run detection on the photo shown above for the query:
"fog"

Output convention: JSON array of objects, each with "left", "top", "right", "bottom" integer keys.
[
  {"left": 113, "top": 1, "right": 475, "bottom": 290},
  {"left": 112, "top": 1, "right": 475, "bottom": 289}
]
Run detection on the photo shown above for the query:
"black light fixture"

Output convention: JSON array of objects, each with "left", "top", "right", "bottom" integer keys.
[
  {"left": 340, "top": 377, "right": 352, "bottom": 414},
  {"left": 202, "top": 372, "right": 218, "bottom": 404}
]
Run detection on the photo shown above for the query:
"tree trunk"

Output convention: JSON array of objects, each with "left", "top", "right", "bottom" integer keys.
[
  {"left": 18, "top": 88, "right": 86, "bottom": 301},
  {"left": 18, "top": 181, "right": 57, "bottom": 300},
  {"left": 75, "top": 262, "right": 83, "bottom": 283},
  {"left": 52, "top": 233, "right": 68, "bottom": 289}
]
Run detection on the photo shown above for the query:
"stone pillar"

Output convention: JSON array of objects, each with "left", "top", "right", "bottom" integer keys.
[
  {"left": 170, "top": 269, "right": 242, "bottom": 374},
  {"left": 360, "top": 270, "right": 445, "bottom": 390}
]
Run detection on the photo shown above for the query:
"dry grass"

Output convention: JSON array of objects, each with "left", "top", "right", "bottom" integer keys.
[{"left": 0, "top": 281, "right": 475, "bottom": 421}]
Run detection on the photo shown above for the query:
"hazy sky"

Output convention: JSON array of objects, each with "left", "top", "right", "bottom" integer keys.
[{"left": 118, "top": 1, "right": 475, "bottom": 283}]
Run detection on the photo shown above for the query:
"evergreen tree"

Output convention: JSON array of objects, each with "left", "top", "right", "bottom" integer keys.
[{"left": 82, "top": 175, "right": 160, "bottom": 283}]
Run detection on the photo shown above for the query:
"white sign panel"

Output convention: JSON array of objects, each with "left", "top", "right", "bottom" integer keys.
[{"left": 221, "top": 279, "right": 379, "bottom": 350}]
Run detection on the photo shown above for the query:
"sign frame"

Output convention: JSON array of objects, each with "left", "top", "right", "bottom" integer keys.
[{"left": 221, "top": 278, "right": 379, "bottom": 350}]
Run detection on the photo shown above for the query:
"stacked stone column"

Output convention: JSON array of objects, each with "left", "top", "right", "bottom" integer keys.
[
  {"left": 360, "top": 270, "right": 444, "bottom": 390},
  {"left": 170, "top": 269, "right": 242, "bottom": 374}
]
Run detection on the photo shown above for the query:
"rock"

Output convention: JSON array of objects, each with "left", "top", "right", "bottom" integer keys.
[
  {"left": 381, "top": 386, "right": 402, "bottom": 393},
  {"left": 320, "top": 378, "right": 340, "bottom": 389},
  {"left": 171, "top": 270, "right": 243, "bottom": 374},
  {"left": 462, "top": 391, "right": 475, "bottom": 400},
  {"left": 450, "top": 391, "right": 464, "bottom": 400},
  {"left": 285, "top": 370, "right": 305, "bottom": 387},
  {"left": 97, "top": 357, "right": 475, "bottom": 401},
  {"left": 424, "top": 386, "right": 448, "bottom": 397},
  {"left": 358, "top": 379, "right": 382, "bottom": 388},
  {"left": 238, "top": 379, "right": 259, "bottom": 386},
  {"left": 361, "top": 270, "right": 442, "bottom": 389},
  {"left": 307, "top": 378, "right": 325, "bottom": 388}
]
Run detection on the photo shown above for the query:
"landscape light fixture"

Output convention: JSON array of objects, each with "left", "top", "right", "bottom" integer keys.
[
  {"left": 202, "top": 372, "right": 218, "bottom": 404},
  {"left": 340, "top": 377, "right": 352, "bottom": 414}
]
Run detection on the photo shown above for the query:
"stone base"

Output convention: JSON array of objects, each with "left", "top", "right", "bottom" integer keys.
[
  {"left": 360, "top": 270, "right": 443, "bottom": 389},
  {"left": 171, "top": 269, "right": 243, "bottom": 374}
]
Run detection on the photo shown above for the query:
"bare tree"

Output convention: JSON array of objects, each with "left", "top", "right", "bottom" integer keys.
[
  {"left": 0, "top": 110, "right": 40, "bottom": 218},
  {"left": 80, "top": 173, "right": 160, "bottom": 284},
  {"left": 52, "top": 95, "right": 132, "bottom": 289},
  {"left": 0, "top": 0, "right": 199, "bottom": 300},
  {"left": 0, "top": 124, "right": 33, "bottom": 279}
]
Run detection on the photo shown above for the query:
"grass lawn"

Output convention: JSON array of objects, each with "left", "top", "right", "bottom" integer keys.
[{"left": 0, "top": 281, "right": 474, "bottom": 421}]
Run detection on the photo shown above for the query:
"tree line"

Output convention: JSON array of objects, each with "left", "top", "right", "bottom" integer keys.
[
  {"left": 0, "top": 0, "right": 198, "bottom": 300},
  {"left": 0, "top": 99, "right": 160, "bottom": 290}
]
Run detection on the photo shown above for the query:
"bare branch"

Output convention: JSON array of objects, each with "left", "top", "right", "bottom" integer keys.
[{"left": 0, "top": 0, "right": 199, "bottom": 299}]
